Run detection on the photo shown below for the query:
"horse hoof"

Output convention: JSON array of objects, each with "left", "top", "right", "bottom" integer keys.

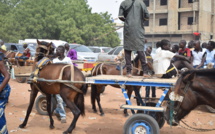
[
  {"left": 19, "top": 124, "right": 25, "bottom": 128},
  {"left": 50, "top": 125, "right": 55, "bottom": 129},
  {"left": 63, "top": 131, "right": 69, "bottom": 134},
  {"left": 124, "top": 113, "right": 129, "bottom": 117},
  {"left": 93, "top": 109, "right": 97, "bottom": 113},
  {"left": 100, "top": 113, "right": 105, "bottom": 116}
]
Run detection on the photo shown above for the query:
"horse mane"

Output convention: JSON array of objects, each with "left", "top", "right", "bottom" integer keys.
[
  {"left": 40, "top": 41, "right": 50, "bottom": 45},
  {"left": 182, "top": 68, "right": 215, "bottom": 78}
]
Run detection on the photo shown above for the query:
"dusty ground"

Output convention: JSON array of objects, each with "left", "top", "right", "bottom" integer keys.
[{"left": 5, "top": 79, "right": 215, "bottom": 134}]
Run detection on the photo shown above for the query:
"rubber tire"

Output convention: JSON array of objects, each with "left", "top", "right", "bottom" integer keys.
[
  {"left": 137, "top": 102, "right": 165, "bottom": 128},
  {"left": 16, "top": 77, "right": 26, "bottom": 83},
  {"left": 123, "top": 114, "right": 160, "bottom": 134},
  {"left": 206, "top": 106, "right": 215, "bottom": 113},
  {"left": 35, "top": 95, "right": 57, "bottom": 115}
]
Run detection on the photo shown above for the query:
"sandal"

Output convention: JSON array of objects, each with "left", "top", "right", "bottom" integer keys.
[
  {"left": 143, "top": 74, "right": 151, "bottom": 78},
  {"left": 126, "top": 73, "right": 132, "bottom": 78}
]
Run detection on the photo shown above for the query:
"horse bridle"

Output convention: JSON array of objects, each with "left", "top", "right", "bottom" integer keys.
[
  {"left": 35, "top": 45, "right": 51, "bottom": 58},
  {"left": 169, "top": 81, "right": 191, "bottom": 122}
]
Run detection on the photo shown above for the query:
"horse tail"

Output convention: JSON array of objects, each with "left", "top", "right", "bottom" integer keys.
[
  {"left": 81, "top": 83, "right": 88, "bottom": 95},
  {"left": 75, "top": 84, "right": 88, "bottom": 116},
  {"left": 75, "top": 93, "right": 85, "bottom": 116}
]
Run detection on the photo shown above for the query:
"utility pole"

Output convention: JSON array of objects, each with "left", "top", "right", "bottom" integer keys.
[{"left": 152, "top": 0, "right": 156, "bottom": 48}]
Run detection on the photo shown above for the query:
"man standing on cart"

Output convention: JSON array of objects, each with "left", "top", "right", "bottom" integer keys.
[{"left": 118, "top": 0, "right": 150, "bottom": 78}]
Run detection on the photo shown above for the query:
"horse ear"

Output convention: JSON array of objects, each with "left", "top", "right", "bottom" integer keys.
[
  {"left": 47, "top": 42, "right": 52, "bottom": 47},
  {"left": 182, "top": 72, "right": 195, "bottom": 82},
  {"left": 36, "top": 39, "right": 40, "bottom": 44}
]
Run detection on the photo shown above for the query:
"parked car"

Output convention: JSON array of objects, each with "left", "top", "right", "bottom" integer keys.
[
  {"left": 69, "top": 44, "right": 98, "bottom": 62},
  {"left": 26, "top": 43, "right": 37, "bottom": 56},
  {"left": 97, "top": 46, "right": 123, "bottom": 62},
  {"left": 88, "top": 46, "right": 112, "bottom": 53},
  {"left": 4, "top": 43, "right": 24, "bottom": 53}
]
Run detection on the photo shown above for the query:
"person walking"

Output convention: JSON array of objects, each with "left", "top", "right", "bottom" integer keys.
[
  {"left": 0, "top": 52, "right": 11, "bottom": 134},
  {"left": 53, "top": 46, "right": 73, "bottom": 123},
  {"left": 118, "top": 0, "right": 150, "bottom": 77},
  {"left": 65, "top": 43, "right": 78, "bottom": 67}
]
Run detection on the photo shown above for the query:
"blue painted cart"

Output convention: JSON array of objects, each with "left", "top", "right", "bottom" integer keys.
[
  {"left": 86, "top": 75, "right": 177, "bottom": 134},
  {"left": 32, "top": 75, "right": 177, "bottom": 134}
]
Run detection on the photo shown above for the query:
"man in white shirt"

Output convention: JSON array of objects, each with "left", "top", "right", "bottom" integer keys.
[
  {"left": 191, "top": 41, "right": 206, "bottom": 69},
  {"left": 153, "top": 39, "right": 193, "bottom": 78},
  {"left": 53, "top": 46, "right": 73, "bottom": 65},
  {"left": 53, "top": 46, "right": 73, "bottom": 123}
]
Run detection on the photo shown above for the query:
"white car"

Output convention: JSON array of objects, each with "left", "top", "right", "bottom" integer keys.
[
  {"left": 88, "top": 46, "right": 112, "bottom": 53},
  {"left": 97, "top": 46, "right": 123, "bottom": 62},
  {"left": 69, "top": 44, "right": 98, "bottom": 62}
]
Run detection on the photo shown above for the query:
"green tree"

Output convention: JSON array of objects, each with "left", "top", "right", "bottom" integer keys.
[{"left": 0, "top": 0, "right": 120, "bottom": 47}]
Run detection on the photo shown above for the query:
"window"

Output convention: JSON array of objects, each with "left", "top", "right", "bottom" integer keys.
[
  {"left": 159, "top": 18, "right": 168, "bottom": 26},
  {"left": 160, "top": 0, "right": 167, "bottom": 5},
  {"left": 91, "top": 48, "right": 100, "bottom": 53},
  {"left": 188, "top": 0, "right": 193, "bottom": 3},
  {"left": 108, "top": 48, "right": 115, "bottom": 55},
  {"left": 144, "top": 21, "right": 149, "bottom": 26},
  {"left": 144, "top": 0, "right": 149, "bottom": 7},
  {"left": 113, "top": 47, "right": 123, "bottom": 55},
  {"left": 188, "top": 17, "right": 193, "bottom": 25}
]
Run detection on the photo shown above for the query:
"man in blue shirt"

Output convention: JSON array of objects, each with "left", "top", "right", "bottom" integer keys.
[{"left": 204, "top": 41, "right": 215, "bottom": 68}]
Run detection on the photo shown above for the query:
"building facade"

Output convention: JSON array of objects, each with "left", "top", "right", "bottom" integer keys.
[{"left": 144, "top": 0, "right": 215, "bottom": 46}]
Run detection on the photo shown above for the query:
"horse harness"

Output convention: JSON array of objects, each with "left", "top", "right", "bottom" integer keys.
[
  {"left": 169, "top": 81, "right": 191, "bottom": 117},
  {"left": 30, "top": 57, "right": 83, "bottom": 94}
]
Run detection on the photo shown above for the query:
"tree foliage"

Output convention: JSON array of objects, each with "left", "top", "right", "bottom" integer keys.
[{"left": 0, "top": 0, "right": 120, "bottom": 47}]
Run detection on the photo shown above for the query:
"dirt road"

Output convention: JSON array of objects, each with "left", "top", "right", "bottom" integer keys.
[{"left": 5, "top": 79, "right": 215, "bottom": 134}]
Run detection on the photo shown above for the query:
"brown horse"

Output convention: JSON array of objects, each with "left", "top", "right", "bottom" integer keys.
[
  {"left": 91, "top": 56, "right": 145, "bottom": 116},
  {"left": 19, "top": 40, "right": 88, "bottom": 134},
  {"left": 0, "top": 48, "right": 28, "bottom": 66},
  {"left": 165, "top": 68, "right": 215, "bottom": 126}
]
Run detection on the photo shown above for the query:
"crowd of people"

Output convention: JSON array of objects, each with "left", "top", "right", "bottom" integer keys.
[{"left": 146, "top": 39, "right": 214, "bottom": 98}]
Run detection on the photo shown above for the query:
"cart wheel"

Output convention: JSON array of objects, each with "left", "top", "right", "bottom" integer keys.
[
  {"left": 137, "top": 102, "right": 165, "bottom": 128},
  {"left": 35, "top": 95, "right": 57, "bottom": 115},
  {"left": 124, "top": 114, "right": 159, "bottom": 134},
  {"left": 16, "top": 77, "right": 26, "bottom": 83},
  {"left": 206, "top": 106, "right": 215, "bottom": 113}
]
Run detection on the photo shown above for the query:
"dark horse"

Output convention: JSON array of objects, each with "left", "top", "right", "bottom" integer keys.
[
  {"left": 19, "top": 40, "right": 88, "bottom": 134},
  {"left": 165, "top": 68, "right": 215, "bottom": 126},
  {"left": 91, "top": 57, "right": 144, "bottom": 116}
]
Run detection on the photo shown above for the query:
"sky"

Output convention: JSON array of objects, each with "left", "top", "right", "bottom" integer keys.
[{"left": 87, "top": 0, "right": 124, "bottom": 22}]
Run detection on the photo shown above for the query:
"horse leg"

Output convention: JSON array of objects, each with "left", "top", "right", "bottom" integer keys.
[
  {"left": 96, "top": 86, "right": 105, "bottom": 116},
  {"left": 124, "top": 88, "right": 133, "bottom": 117},
  {"left": 91, "top": 84, "right": 97, "bottom": 113},
  {"left": 133, "top": 86, "right": 142, "bottom": 106},
  {"left": 61, "top": 91, "right": 82, "bottom": 134},
  {"left": 64, "top": 101, "right": 80, "bottom": 134},
  {"left": 46, "top": 94, "right": 54, "bottom": 129},
  {"left": 19, "top": 85, "right": 38, "bottom": 128}
]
